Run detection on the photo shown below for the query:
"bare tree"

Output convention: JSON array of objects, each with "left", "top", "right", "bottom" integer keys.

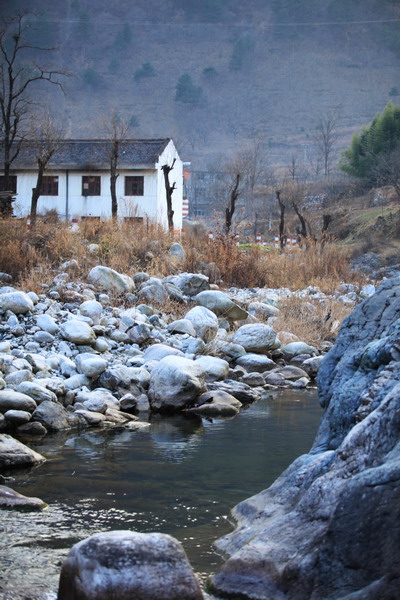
[
  {"left": 29, "top": 111, "right": 64, "bottom": 226},
  {"left": 312, "top": 109, "right": 340, "bottom": 178},
  {"left": 161, "top": 159, "right": 177, "bottom": 232},
  {"left": 101, "top": 110, "right": 130, "bottom": 219},
  {"left": 275, "top": 190, "right": 286, "bottom": 251},
  {"left": 225, "top": 172, "right": 240, "bottom": 234},
  {"left": 0, "top": 12, "right": 66, "bottom": 217}
]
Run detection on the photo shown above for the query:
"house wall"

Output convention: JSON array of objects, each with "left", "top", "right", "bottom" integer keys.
[
  {"left": 11, "top": 166, "right": 182, "bottom": 228},
  {"left": 156, "top": 140, "right": 183, "bottom": 231}
]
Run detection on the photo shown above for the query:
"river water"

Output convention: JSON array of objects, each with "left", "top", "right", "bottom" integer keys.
[{"left": 0, "top": 389, "right": 322, "bottom": 600}]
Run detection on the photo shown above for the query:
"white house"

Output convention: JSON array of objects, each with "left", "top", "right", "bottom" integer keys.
[{"left": 0, "top": 138, "right": 183, "bottom": 230}]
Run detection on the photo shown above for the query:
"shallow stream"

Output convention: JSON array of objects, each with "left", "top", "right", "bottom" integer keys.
[{"left": 0, "top": 389, "right": 322, "bottom": 600}]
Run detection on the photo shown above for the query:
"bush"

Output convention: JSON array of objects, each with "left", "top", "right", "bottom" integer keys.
[
  {"left": 134, "top": 62, "right": 155, "bottom": 82},
  {"left": 175, "top": 74, "right": 203, "bottom": 105}
]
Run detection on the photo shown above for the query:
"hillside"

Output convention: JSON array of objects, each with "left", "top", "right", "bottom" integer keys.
[{"left": 1, "top": 0, "right": 400, "bottom": 169}]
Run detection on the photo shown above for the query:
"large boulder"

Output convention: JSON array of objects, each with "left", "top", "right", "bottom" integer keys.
[
  {"left": 195, "top": 290, "right": 248, "bottom": 321},
  {"left": 0, "top": 390, "right": 37, "bottom": 413},
  {"left": 185, "top": 306, "right": 219, "bottom": 343},
  {"left": 0, "top": 434, "right": 46, "bottom": 469},
  {"left": 148, "top": 356, "right": 206, "bottom": 411},
  {"left": 173, "top": 273, "right": 210, "bottom": 297},
  {"left": 0, "top": 485, "right": 47, "bottom": 511},
  {"left": 211, "top": 277, "right": 400, "bottom": 600},
  {"left": 0, "top": 291, "right": 34, "bottom": 314},
  {"left": 88, "top": 266, "right": 135, "bottom": 293},
  {"left": 58, "top": 531, "right": 204, "bottom": 600},
  {"left": 60, "top": 320, "right": 96, "bottom": 345},
  {"left": 32, "top": 401, "right": 71, "bottom": 432},
  {"left": 232, "top": 323, "right": 280, "bottom": 354}
]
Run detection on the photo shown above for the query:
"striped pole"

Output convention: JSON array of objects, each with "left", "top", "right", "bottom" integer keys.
[
  {"left": 208, "top": 231, "right": 214, "bottom": 241},
  {"left": 256, "top": 233, "right": 261, "bottom": 244}
]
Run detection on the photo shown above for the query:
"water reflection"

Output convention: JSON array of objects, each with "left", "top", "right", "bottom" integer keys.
[{"left": 0, "top": 389, "right": 322, "bottom": 600}]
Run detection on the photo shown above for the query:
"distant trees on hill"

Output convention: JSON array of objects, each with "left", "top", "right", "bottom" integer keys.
[
  {"left": 340, "top": 102, "right": 400, "bottom": 196},
  {"left": 175, "top": 74, "right": 203, "bottom": 105}
]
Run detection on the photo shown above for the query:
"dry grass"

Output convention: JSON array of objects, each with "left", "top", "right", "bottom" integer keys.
[
  {"left": 0, "top": 219, "right": 365, "bottom": 299},
  {"left": 273, "top": 295, "right": 353, "bottom": 347}
]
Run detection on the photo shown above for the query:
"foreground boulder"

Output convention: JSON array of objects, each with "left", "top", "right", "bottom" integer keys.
[
  {"left": 88, "top": 266, "right": 135, "bottom": 293},
  {"left": 232, "top": 323, "right": 280, "bottom": 354},
  {"left": 0, "top": 291, "right": 34, "bottom": 314},
  {"left": 148, "top": 356, "right": 206, "bottom": 411},
  {"left": 0, "top": 434, "right": 46, "bottom": 469},
  {"left": 58, "top": 530, "right": 204, "bottom": 600},
  {"left": 0, "top": 485, "right": 47, "bottom": 511},
  {"left": 211, "top": 277, "right": 400, "bottom": 600}
]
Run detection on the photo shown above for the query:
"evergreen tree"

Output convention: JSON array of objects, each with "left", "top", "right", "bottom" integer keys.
[
  {"left": 340, "top": 102, "right": 400, "bottom": 179},
  {"left": 175, "top": 74, "right": 203, "bottom": 105}
]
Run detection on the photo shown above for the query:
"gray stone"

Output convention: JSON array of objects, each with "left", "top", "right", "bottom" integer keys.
[
  {"left": 174, "top": 272, "right": 210, "bottom": 296},
  {"left": 0, "top": 433, "right": 46, "bottom": 469},
  {"left": 0, "top": 390, "right": 37, "bottom": 413},
  {"left": 78, "top": 357, "right": 108, "bottom": 378},
  {"left": 194, "top": 355, "right": 229, "bottom": 381},
  {"left": 211, "top": 277, "right": 400, "bottom": 600},
  {"left": 281, "top": 341, "right": 318, "bottom": 359},
  {"left": 196, "top": 290, "right": 248, "bottom": 321},
  {"left": 168, "top": 242, "right": 186, "bottom": 261},
  {"left": 235, "top": 353, "right": 276, "bottom": 373},
  {"left": 58, "top": 530, "right": 204, "bottom": 600},
  {"left": 88, "top": 266, "right": 135, "bottom": 293},
  {"left": 32, "top": 401, "right": 71, "bottom": 432},
  {"left": 138, "top": 280, "right": 168, "bottom": 304},
  {"left": 0, "top": 485, "right": 47, "bottom": 510},
  {"left": 35, "top": 313, "right": 59, "bottom": 334},
  {"left": 185, "top": 389, "right": 241, "bottom": 417},
  {"left": 143, "top": 343, "right": 184, "bottom": 363},
  {"left": 167, "top": 319, "right": 197, "bottom": 337},
  {"left": 185, "top": 306, "right": 219, "bottom": 343},
  {"left": 148, "top": 356, "right": 206, "bottom": 411},
  {"left": 232, "top": 323, "right": 280, "bottom": 354},
  {"left": 208, "top": 380, "right": 261, "bottom": 404},
  {"left": 247, "top": 301, "right": 280, "bottom": 319},
  {"left": 0, "top": 292, "right": 34, "bottom": 314},
  {"left": 278, "top": 365, "right": 310, "bottom": 380},
  {"left": 240, "top": 372, "right": 265, "bottom": 387},
  {"left": 4, "top": 409, "right": 32, "bottom": 425},
  {"left": 5, "top": 369, "right": 33, "bottom": 386},
  {"left": 60, "top": 320, "right": 96, "bottom": 345},
  {"left": 79, "top": 300, "right": 103, "bottom": 324}
]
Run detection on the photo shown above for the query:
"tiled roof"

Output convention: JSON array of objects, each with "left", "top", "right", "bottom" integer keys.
[{"left": 1, "top": 139, "right": 172, "bottom": 170}]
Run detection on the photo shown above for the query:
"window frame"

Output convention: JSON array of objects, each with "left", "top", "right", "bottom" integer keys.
[
  {"left": 124, "top": 175, "right": 144, "bottom": 196},
  {"left": 0, "top": 175, "right": 17, "bottom": 193},
  {"left": 82, "top": 175, "right": 101, "bottom": 196},
  {"left": 41, "top": 175, "right": 59, "bottom": 196}
]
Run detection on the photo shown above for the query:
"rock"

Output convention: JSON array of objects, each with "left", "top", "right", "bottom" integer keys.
[
  {"left": 78, "top": 357, "right": 108, "bottom": 379},
  {"left": 235, "top": 353, "right": 276, "bottom": 373},
  {"left": 208, "top": 380, "right": 261, "bottom": 404},
  {"left": 240, "top": 372, "right": 265, "bottom": 387},
  {"left": 60, "top": 320, "right": 96, "bottom": 345},
  {"left": 168, "top": 242, "right": 186, "bottom": 262},
  {"left": 194, "top": 355, "right": 229, "bottom": 381},
  {"left": 87, "top": 243, "right": 100, "bottom": 255},
  {"left": 278, "top": 365, "right": 310, "bottom": 380},
  {"left": 143, "top": 343, "right": 185, "bottom": 363},
  {"left": 174, "top": 272, "right": 210, "bottom": 296},
  {"left": 3, "top": 409, "right": 32, "bottom": 425},
  {"left": 125, "top": 420, "right": 151, "bottom": 431},
  {"left": 79, "top": 300, "right": 103, "bottom": 324},
  {"left": 196, "top": 290, "right": 248, "bottom": 321},
  {"left": 247, "top": 301, "right": 280, "bottom": 319},
  {"left": 301, "top": 355, "right": 324, "bottom": 377},
  {"left": 0, "top": 485, "right": 47, "bottom": 511},
  {"left": 185, "top": 389, "right": 241, "bottom": 417},
  {"left": 17, "top": 381, "right": 57, "bottom": 404},
  {"left": 148, "top": 356, "right": 206, "bottom": 411},
  {"left": 0, "top": 390, "right": 37, "bottom": 413},
  {"left": 185, "top": 306, "right": 219, "bottom": 343},
  {"left": 74, "top": 410, "right": 106, "bottom": 426},
  {"left": 0, "top": 434, "right": 46, "bottom": 469},
  {"left": 16, "top": 421, "right": 47, "bottom": 436},
  {"left": 281, "top": 341, "right": 318, "bottom": 359},
  {"left": 211, "top": 277, "right": 400, "bottom": 600},
  {"left": 88, "top": 266, "right": 135, "bottom": 293},
  {"left": 5, "top": 369, "right": 33, "bottom": 386},
  {"left": 32, "top": 401, "right": 71, "bottom": 432},
  {"left": 138, "top": 280, "right": 168, "bottom": 304},
  {"left": 58, "top": 530, "right": 204, "bottom": 600},
  {"left": 35, "top": 313, "right": 59, "bottom": 334},
  {"left": 232, "top": 323, "right": 280, "bottom": 354},
  {"left": 0, "top": 291, "right": 34, "bottom": 314},
  {"left": 167, "top": 319, "right": 197, "bottom": 337}
]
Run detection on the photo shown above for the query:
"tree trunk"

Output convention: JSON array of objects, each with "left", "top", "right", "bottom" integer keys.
[
  {"left": 110, "top": 141, "right": 119, "bottom": 219},
  {"left": 162, "top": 160, "right": 176, "bottom": 232},
  {"left": 225, "top": 173, "right": 240, "bottom": 234},
  {"left": 30, "top": 160, "right": 45, "bottom": 227},
  {"left": 0, "top": 145, "right": 14, "bottom": 218},
  {"left": 292, "top": 200, "right": 307, "bottom": 240},
  {"left": 276, "top": 190, "right": 286, "bottom": 251}
]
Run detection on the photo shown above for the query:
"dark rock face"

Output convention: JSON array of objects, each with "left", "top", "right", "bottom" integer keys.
[
  {"left": 211, "top": 277, "right": 400, "bottom": 600},
  {"left": 58, "top": 530, "right": 204, "bottom": 600}
]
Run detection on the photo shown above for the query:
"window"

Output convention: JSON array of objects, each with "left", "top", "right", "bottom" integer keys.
[
  {"left": 82, "top": 175, "right": 101, "bottom": 196},
  {"left": 41, "top": 176, "right": 58, "bottom": 196},
  {"left": 125, "top": 175, "right": 144, "bottom": 196},
  {"left": 0, "top": 175, "right": 17, "bottom": 193}
]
